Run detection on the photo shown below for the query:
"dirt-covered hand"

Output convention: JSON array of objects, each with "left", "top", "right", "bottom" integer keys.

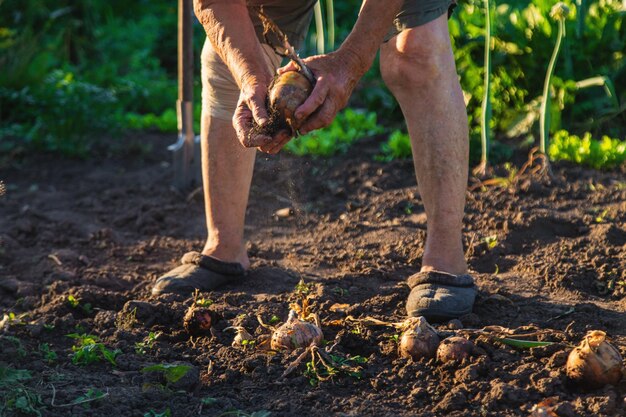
[
  {"left": 278, "top": 52, "right": 361, "bottom": 135},
  {"left": 233, "top": 80, "right": 292, "bottom": 154}
]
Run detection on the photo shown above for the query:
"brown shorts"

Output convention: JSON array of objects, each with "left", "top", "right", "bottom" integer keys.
[{"left": 202, "top": 0, "right": 456, "bottom": 120}]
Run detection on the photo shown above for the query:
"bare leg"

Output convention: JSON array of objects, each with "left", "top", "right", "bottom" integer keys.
[
  {"left": 380, "top": 14, "right": 468, "bottom": 275},
  {"left": 200, "top": 113, "right": 255, "bottom": 270}
]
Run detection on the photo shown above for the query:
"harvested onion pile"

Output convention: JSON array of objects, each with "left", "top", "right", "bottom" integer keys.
[{"left": 566, "top": 330, "right": 624, "bottom": 389}]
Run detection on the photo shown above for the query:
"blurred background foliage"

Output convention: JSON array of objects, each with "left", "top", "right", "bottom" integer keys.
[{"left": 0, "top": 0, "right": 624, "bottom": 167}]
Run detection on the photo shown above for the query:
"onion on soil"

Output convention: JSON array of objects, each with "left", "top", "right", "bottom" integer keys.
[
  {"left": 271, "top": 310, "right": 323, "bottom": 351},
  {"left": 225, "top": 326, "right": 254, "bottom": 348},
  {"left": 566, "top": 330, "right": 623, "bottom": 389},
  {"left": 398, "top": 316, "right": 440, "bottom": 360},
  {"left": 437, "top": 336, "right": 475, "bottom": 363},
  {"left": 183, "top": 306, "right": 214, "bottom": 336}
]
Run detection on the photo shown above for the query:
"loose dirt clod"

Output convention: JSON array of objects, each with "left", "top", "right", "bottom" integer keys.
[
  {"left": 565, "top": 330, "right": 624, "bottom": 389},
  {"left": 398, "top": 316, "right": 440, "bottom": 360},
  {"left": 271, "top": 310, "right": 323, "bottom": 351},
  {"left": 437, "top": 336, "right": 475, "bottom": 364},
  {"left": 183, "top": 306, "right": 214, "bottom": 336}
]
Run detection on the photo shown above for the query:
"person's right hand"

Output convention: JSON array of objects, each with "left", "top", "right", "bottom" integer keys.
[{"left": 233, "top": 80, "right": 292, "bottom": 154}]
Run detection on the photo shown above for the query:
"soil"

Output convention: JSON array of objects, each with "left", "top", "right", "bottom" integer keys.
[{"left": 1, "top": 133, "right": 625, "bottom": 417}]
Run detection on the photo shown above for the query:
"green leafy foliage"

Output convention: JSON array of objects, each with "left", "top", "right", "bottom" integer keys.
[
  {"left": 134, "top": 332, "right": 161, "bottom": 355},
  {"left": 285, "top": 109, "right": 384, "bottom": 157},
  {"left": 379, "top": 130, "right": 412, "bottom": 160},
  {"left": 548, "top": 130, "right": 626, "bottom": 169},
  {"left": 38, "top": 343, "right": 58, "bottom": 364},
  {"left": 141, "top": 363, "right": 192, "bottom": 384},
  {"left": 144, "top": 408, "right": 171, "bottom": 417},
  {"left": 0, "top": 367, "right": 43, "bottom": 416},
  {"left": 67, "top": 333, "right": 120, "bottom": 366}
]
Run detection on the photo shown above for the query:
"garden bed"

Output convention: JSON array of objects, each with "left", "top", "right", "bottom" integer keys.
[{"left": 0, "top": 133, "right": 624, "bottom": 416}]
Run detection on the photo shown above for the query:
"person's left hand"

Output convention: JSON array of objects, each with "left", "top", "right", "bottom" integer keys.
[{"left": 262, "top": 51, "right": 363, "bottom": 152}]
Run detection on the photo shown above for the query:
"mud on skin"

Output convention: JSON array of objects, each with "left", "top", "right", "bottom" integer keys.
[{"left": 0, "top": 134, "right": 624, "bottom": 416}]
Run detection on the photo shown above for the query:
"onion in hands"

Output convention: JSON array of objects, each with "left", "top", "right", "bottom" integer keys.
[{"left": 249, "top": 70, "right": 313, "bottom": 141}]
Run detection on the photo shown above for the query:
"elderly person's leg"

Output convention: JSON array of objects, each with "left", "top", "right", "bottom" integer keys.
[
  {"left": 200, "top": 116, "right": 255, "bottom": 269},
  {"left": 380, "top": 13, "right": 474, "bottom": 320},
  {"left": 152, "top": 41, "right": 281, "bottom": 296}
]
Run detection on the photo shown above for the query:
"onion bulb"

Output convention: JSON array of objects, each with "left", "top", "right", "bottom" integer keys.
[
  {"left": 270, "top": 310, "right": 323, "bottom": 351},
  {"left": 566, "top": 330, "right": 623, "bottom": 389},
  {"left": 225, "top": 326, "right": 254, "bottom": 348},
  {"left": 398, "top": 316, "right": 440, "bottom": 360},
  {"left": 183, "top": 306, "right": 214, "bottom": 336},
  {"left": 249, "top": 70, "right": 313, "bottom": 141},
  {"left": 437, "top": 336, "right": 475, "bottom": 364},
  {"left": 268, "top": 71, "right": 312, "bottom": 131}
]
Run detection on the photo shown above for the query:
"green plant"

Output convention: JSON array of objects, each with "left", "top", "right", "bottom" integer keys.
[
  {"left": 67, "top": 334, "right": 120, "bottom": 366},
  {"left": 548, "top": 130, "right": 626, "bottom": 169},
  {"left": 144, "top": 408, "right": 171, "bottom": 417},
  {"left": 141, "top": 363, "right": 192, "bottom": 385},
  {"left": 0, "top": 367, "right": 43, "bottom": 416},
  {"left": 474, "top": 0, "right": 494, "bottom": 177},
  {"left": 135, "top": 332, "right": 161, "bottom": 355},
  {"left": 63, "top": 389, "right": 108, "bottom": 408},
  {"left": 285, "top": 109, "right": 383, "bottom": 157},
  {"left": 66, "top": 294, "right": 93, "bottom": 314},
  {"left": 379, "top": 130, "right": 412, "bottom": 160},
  {"left": 303, "top": 349, "right": 367, "bottom": 386},
  {"left": 540, "top": 3, "right": 570, "bottom": 155},
  {"left": 38, "top": 343, "right": 57, "bottom": 364},
  {"left": 218, "top": 410, "right": 271, "bottom": 417}
]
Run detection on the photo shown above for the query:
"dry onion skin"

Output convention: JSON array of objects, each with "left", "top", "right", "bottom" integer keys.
[
  {"left": 437, "top": 336, "right": 475, "bottom": 364},
  {"left": 225, "top": 326, "right": 255, "bottom": 348},
  {"left": 270, "top": 310, "right": 323, "bottom": 351},
  {"left": 566, "top": 330, "right": 624, "bottom": 389},
  {"left": 183, "top": 306, "right": 214, "bottom": 336},
  {"left": 249, "top": 70, "right": 313, "bottom": 140},
  {"left": 398, "top": 316, "right": 440, "bottom": 360}
]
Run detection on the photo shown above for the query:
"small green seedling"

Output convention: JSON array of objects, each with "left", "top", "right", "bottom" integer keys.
[
  {"left": 1, "top": 335, "right": 27, "bottom": 357},
  {"left": 483, "top": 235, "right": 498, "bottom": 250},
  {"left": 0, "top": 367, "right": 43, "bottom": 416},
  {"left": 268, "top": 315, "right": 280, "bottom": 325},
  {"left": 144, "top": 408, "right": 171, "bottom": 417},
  {"left": 66, "top": 295, "right": 93, "bottom": 314},
  {"left": 201, "top": 397, "right": 218, "bottom": 406},
  {"left": 141, "top": 363, "right": 192, "bottom": 385},
  {"left": 217, "top": 410, "right": 271, "bottom": 417},
  {"left": 38, "top": 343, "right": 57, "bottom": 364},
  {"left": 135, "top": 332, "right": 161, "bottom": 355},
  {"left": 64, "top": 389, "right": 107, "bottom": 409},
  {"left": 304, "top": 349, "right": 367, "bottom": 386},
  {"left": 66, "top": 334, "right": 120, "bottom": 366}
]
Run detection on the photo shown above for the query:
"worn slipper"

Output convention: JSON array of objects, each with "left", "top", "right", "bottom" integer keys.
[
  {"left": 151, "top": 251, "right": 246, "bottom": 296},
  {"left": 405, "top": 270, "right": 477, "bottom": 322}
]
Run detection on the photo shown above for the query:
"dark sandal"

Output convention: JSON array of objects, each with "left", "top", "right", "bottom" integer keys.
[
  {"left": 151, "top": 251, "right": 246, "bottom": 296},
  {"left": 405, "top": 270, "right": 477, "bottom": 322}
]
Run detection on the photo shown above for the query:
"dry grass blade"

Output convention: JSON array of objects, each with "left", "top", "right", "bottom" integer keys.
[{"left": 469, "top": 147, "right": 552, "bottom": 192}]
